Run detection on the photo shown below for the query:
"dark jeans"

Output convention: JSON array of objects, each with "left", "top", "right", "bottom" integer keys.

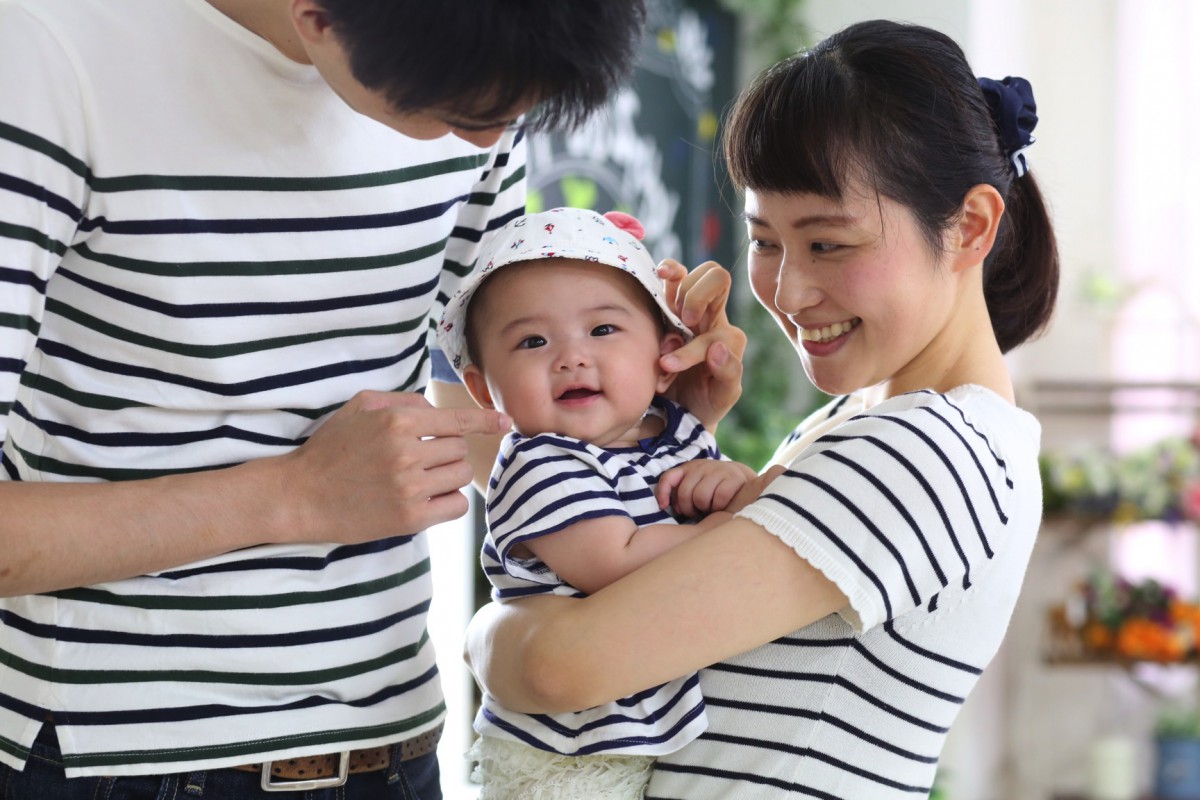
[{"left": 0, "top": 727, "right": 443, "bottom": 800}]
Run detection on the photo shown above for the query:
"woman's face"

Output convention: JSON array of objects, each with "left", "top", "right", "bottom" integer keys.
[{"left": 743, "top": 186, "right": 959, "bottom": 399}]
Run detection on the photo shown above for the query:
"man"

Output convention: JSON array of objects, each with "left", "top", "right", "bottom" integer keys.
[{"left": 0, "top": 1, "right": 651, "bottom": 796}]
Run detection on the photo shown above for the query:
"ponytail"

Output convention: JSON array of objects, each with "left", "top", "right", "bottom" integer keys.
[{"left": 986, "top": 172, "right": 1059, "bottom": 354}]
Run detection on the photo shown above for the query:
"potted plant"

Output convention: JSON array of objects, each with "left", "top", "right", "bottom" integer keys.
[{"left": 1155, "top": 708, "right": 1200, "bottom": 799}]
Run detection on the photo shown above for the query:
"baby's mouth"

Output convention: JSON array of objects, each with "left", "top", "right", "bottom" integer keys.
[{"left": 558, "top": 387, "right": 601, "bottom": 401}]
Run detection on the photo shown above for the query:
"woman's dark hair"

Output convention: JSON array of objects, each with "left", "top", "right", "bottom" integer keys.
[
  {"left": 723, "top": 19, "right": 1058, "bottom": 353},
  {"left": 312, "top": 1, "right": 646, "bottom": 132}
]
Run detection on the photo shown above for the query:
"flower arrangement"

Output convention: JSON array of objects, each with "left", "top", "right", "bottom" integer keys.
[
  {"left": 1048, "top": 570, "right": 1200, "bottom": 663},
  {"left": 1040, "top": 428, "right": 1200, "bottom": 525}
]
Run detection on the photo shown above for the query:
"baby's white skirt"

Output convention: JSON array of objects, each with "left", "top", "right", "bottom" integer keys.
[{"left": 467, "top": 736, "right": 654, "bottom": 800}]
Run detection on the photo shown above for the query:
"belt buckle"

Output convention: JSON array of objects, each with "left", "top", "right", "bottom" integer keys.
[{"left": 260, "top": 752, "right": 350, "bottom": 792}]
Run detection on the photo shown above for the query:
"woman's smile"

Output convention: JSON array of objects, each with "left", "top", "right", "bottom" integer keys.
[{"left": 799, "top": 317, "right": 861, "bottom": 345}]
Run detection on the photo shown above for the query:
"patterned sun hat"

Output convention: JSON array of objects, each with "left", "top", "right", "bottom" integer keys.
[{"left": 436, "top": 207, "right": 692, "bottom": 376}]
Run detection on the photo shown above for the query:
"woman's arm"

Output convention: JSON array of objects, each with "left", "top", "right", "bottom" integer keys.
[{"left": 466, "top": 516, "right": 847, "bottom": 714}]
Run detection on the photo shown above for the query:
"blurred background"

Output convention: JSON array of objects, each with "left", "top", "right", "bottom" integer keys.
[{"left": 428, "top": 1, "right": 1200, "bottom": 797}]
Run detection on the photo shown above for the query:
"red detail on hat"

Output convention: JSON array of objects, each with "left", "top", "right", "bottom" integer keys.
[{"left": 603, "top": 211, "right": 645, "bottom": 241}]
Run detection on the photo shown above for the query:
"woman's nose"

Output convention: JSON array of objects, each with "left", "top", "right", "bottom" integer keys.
[{"left": 774, "top": 260, "right": 821, "bottom": 315}]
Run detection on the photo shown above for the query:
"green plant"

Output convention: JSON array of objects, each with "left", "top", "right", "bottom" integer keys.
[
  {"left": 717, "top": 0, "right": 811, "bottom": 65},
  {"left": 1040, "top": 432, "right": 1200, "bottom": 524},
  {"left": 1157, "top": 708, "right": 1200, "bottom": 740}
]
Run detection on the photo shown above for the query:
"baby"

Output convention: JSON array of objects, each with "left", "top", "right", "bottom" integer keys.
[{"left": 437, "top": 207, "right": 755, "bottom": 799}]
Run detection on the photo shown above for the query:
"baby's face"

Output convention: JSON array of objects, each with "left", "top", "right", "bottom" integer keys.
[{"left": 464, "top": 260, "right": 676, "bottom": 447}]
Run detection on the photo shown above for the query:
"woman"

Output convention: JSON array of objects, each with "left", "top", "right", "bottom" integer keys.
[{"left": 467, "top": 19, "right": 1058, "bottom": 799}]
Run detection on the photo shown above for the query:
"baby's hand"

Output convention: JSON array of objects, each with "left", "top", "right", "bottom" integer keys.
[{"left": 656, "top": 459, "right": 759, "bottom": 519}]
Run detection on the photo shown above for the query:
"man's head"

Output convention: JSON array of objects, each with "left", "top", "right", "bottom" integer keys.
[{"left": 291, "top": 0, "right": 647, "bottom": 144}]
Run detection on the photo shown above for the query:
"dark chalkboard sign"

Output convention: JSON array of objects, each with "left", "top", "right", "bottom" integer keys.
[{"left": 526, "top": 0, "right": 739, "bottom": 273}]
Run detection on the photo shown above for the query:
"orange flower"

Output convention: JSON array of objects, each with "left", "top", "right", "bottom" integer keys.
[
  {"left": 1083, "top": 622, "right": 1115, "bottom": 652},
  {"left": 1117, "top": 618, "right": 1187, "bottom": 662}
]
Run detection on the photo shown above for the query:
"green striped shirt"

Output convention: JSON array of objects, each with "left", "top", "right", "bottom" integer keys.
[{"left": 0, "top": 0, "right": 525, "bottom": 777}]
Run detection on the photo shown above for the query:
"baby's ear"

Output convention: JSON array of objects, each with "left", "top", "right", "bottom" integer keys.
[
  {"left": 462, "top": 365, "right": 495, "bottom": 409},
  {"left": 655, "top": 332, "right": 686, "bottom": 393}
]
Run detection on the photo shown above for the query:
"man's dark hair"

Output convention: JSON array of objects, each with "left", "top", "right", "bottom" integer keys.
[{"left": 313, "top": 1, "right": 647, "bottom": 131}]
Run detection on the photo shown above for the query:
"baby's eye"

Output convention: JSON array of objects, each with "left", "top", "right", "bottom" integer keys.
[
  {"left": 591, "top": 324, "right": 617, "bottom": 336},
  {"left": 517, "top": 335, "right": 547, "bottom": 349}
]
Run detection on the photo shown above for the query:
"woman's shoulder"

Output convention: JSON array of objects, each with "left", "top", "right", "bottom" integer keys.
[
  {"left": 768, "top": 394, "right": 864, "bottom": 468},
  {"left": 866, "top": 386, "right": 1041, "bottom": 450},
  {"left": 770, "top": 385, "right": 1040, "bottom": 471}
]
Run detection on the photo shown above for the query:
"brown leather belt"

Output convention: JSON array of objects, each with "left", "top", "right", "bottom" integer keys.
[{"left": 230, "top": 724, "right": 442, "bottom": 792}]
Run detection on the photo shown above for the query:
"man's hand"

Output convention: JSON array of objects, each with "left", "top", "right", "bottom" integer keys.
[
  {"left": 282, "top": 390, "right": 511, "bottom": 542},
  {"left": 657, "top": 258, "right": 747, "bottom": 432}
]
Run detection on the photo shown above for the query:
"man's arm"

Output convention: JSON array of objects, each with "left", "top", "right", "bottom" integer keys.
[{"left": 0, "top": 391, "right": 509, "bottom": 596}]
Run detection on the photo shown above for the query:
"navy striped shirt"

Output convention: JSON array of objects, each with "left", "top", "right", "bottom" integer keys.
[
  {"left": 648, "top": 386, "right": 1043, "bottom": 798},
  {"left": 477, "top": 397, "right": 715, "bottom": 756}
]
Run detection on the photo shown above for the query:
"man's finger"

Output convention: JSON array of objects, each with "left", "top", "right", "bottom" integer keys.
[
  {"left": 420, "top": 489, "right": 474, "bottom": 529},
  {"left": 351, "top": 390, "right": 433, "bottom": 412},
  {"left": 450, "top": 407, "right": 512, "bottom": 437},
  {"left": 391, "top": 406, "right": 512, "bottom": 438}
]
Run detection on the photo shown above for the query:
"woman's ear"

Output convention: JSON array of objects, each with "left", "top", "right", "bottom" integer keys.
[
  {"left": 655, "top": 332, "right": 686, "bottom": 393},
  {"left": 462, "top": 365, "right": 495, "bottom": 409},
  {"left": 949, "top": 183, "right": 1006, "bottom": 273}
]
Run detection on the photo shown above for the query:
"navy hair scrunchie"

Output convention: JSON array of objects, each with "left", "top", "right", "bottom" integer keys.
[{"left": 978, "top": 76, "right": 1038, "bottom": 178}]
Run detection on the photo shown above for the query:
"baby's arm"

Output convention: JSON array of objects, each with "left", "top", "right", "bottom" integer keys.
[
  {"left": 655, "top": 458, "right": 759, "bottom": 519},
  {"left": 524, "top": 459, "right": 771, "bottom": 595},
  {"left": 522, "top": 516, "right": 713, "bottom": 596}
]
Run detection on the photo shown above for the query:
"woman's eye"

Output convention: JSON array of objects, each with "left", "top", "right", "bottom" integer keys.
[
  {"left": 591, "top": 324, "right": 616, "bottom": 337},
  {"left": 812, "top": 242, "right": 842, "bottom": 254},
  {"left": 750, "top": 239, "right": 776, "bottom": 252},
  {"left": 517, "top": 335, "right": 547, "bottom": 349}
]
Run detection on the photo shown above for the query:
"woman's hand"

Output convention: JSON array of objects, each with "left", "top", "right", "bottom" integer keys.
[
  {"left": 657, "top": 258, "right": 747, "bottom": 432},
  {"left": 465, "top": 596, "right": 582, "bottom": 714}
]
